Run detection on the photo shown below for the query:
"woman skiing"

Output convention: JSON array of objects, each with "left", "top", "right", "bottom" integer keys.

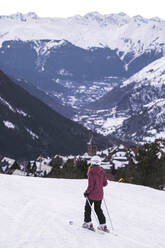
[{"left": 83, "top": 155, "right": 109, "bottom": 232}]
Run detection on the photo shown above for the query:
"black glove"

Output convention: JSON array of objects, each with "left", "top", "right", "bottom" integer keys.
[{"left": 84, "top": 192, "right": 89, "bottom": 198}]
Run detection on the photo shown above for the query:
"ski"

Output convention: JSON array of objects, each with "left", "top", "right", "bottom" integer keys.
[
  {"left": 97, "top": 226, "right": 110, "bottom": 233},
  {"left": 97, "top": 226, "right": 118, "bottom": 236},
  {"left": 69, "top": 221, "right": 105, "bottom": 235},
  {"left": 82, "top": 226, "right": 95, "bottom": 232}
]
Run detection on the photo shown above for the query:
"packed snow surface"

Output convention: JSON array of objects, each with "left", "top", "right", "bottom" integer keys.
[{"left": 0, "top": 174, "right": 165, "bottom": 248}]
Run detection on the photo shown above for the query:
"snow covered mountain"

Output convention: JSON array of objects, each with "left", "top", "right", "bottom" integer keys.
[
  {"left": 0, "top": 174, "right": 165, "bottom": 248},
  {"left": 82, "top": 57, "right": 165, "bottom": 142},
  {"left": 1, "top": 12, "right": 165, "bottom": 79},
  {"left": 0, "top": 39, "right": 127, "bottom": 113},
  {"left": 1, "top": 12, "right": 165, "bottom": 143},
  {"left": 1, "top": 12, "right": 165, "bottom": 57},
  {"left": 115, "top": 57, "right": 165, "bottom": 142}
]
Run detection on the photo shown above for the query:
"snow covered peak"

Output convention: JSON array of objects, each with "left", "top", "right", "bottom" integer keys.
[
  {"left": 24, "top": 12, "right": 38, "bottom": 20},
  {"left": 84, "top": 11, "right": 103, "bottom": 19},
  {"left": 82, "top": 11, "right": 130, "bottom": 26},
  {"left": 150, "top": 16, "right": 162, "bottom": 23},
  {"left": 133, "top": 15, "right": 148, "bottom": 23},
  {"left": 0, "top": 11, "right": 165, "bottom": 54},
  {"left": 0, "top": 12, "right": 38, "bottom": 21}
]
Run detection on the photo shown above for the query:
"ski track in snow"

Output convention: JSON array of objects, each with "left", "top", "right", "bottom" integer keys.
[{"left": 0, "top": 174, "right": 165, "bottom": 248}]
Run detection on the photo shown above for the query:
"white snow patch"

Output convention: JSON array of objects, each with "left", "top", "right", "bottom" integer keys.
[
  {"left": 25, "top": 128, "right": 39, "bottom": 140},
  {"left": 1, "top": 157, "right": 15, "bottom": 167},
  {"left": 0, "top": 96, "right": 15, "bottom": 112},
  {"left": 3, "top": 121, "right": 15, "bottom": 129},
  {"left": 16, "top": 109, "right": 28, "bottom": 117},
  {"left": 68, "top": 96, "right": 77, "bottom": 107},
  {"left": 96, "top": 117, "right": 128, "bottom": 135}
]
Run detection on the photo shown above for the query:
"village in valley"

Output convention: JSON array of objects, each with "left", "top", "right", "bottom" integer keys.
[{"left": 1, "top": 136, "right": 165, "bottom": 188}]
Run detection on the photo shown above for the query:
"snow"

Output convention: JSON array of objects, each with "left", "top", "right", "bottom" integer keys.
[
  {"left": 96, "top": 117, "right": 128, "bottom": 136},
  {"left": 113, "top": 160, "right": 129, "bottom": 169},
  {"left": 35, "top": 162, "right": 52, "bottom": 174},
  {"left": 121, "top": 57, "right": 165, "bottom": 88},
  {"left": 1, "top": 157, "right": 15, "bottom": 167},
  {"left": 1, "top": 12, "right": 165, "bottom": 57},
  {"left": 0, "top": 96, "right": 15, "bottom": 112},
  {"left": 144, "top": 98, "right": 165, "bottom": 109},
  {"left": 3, "top": 120, "right": 15, "bottom": 129},
  {"left": 34, "top": 40, "right": 66, "bottom": 56},
  {"left": 0, "top": 96, "right": 28, "bottom": 117},
  {"left": 143, "top": 131, "right": 165, "bottom": 143},
  {"left": 0, "top": 174, "right": 165, "bottom": 248},
  {"left": 68, "top": 96, "right": 77, "bottom": 107},
  {"left": 16, "top": 109, "right": 28, "bottom": 117},
  {"left": 12, "top": 169, "right": 27, "bottom": 176},
  {"left": 25, "top": 128, "right": 39, "bottom": 140}
]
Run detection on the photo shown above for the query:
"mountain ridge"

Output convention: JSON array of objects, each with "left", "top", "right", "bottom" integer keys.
[
  {"left": 0, "top": 69, "right": 95, "bottom": 159},
  {"left": 1, "top": 11, "right": 165, "bottom": 55}
]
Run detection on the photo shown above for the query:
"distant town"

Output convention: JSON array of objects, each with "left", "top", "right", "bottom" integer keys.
[{"left": 1, "top": 137, "right": 165, "bottom": 188}]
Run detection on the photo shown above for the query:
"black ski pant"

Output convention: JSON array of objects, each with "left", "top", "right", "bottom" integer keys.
[{"left": 84, "top": 198, "right": 106, "bottom": 224}]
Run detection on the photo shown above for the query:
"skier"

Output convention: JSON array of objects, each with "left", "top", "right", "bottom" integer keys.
[{"left": 82, "top": 155, "right": 109, "bottom": 232}]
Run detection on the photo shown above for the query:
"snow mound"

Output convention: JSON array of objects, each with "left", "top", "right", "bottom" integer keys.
[{"left": 0, "top": 174, "right": 164, "bottom": 248}]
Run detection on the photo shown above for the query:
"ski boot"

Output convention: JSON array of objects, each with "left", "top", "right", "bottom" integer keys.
[
  {"left": 82, "top": 222, "right": 95, "bottom": 231},
  {"left": 98, "top": 224, "right": 110, "bottom": 233}
]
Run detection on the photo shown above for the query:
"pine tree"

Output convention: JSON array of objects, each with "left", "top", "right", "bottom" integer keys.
[
  {"left": 32, "top": 162, "right": 37, "bottom": 174},
  {"left": 132, "top": 142, "right": 165, "bottom": 189},
  {"left": 26, "top": 161, "right": 31, "bottom": 174}
]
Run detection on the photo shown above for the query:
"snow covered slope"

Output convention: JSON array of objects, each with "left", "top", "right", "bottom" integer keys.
[{"left": 0, "top": 174, "right": 165, "bottom": 248}]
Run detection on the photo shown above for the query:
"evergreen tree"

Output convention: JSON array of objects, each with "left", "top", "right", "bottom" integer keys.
[
  {"left": 26, "top": 161, "right": 31, "bottom": 174},
  {"left": 32, "top": 162, "right": 37, "bottom": 174},
  {"left": 132, "top": 142, "right": 165, "bottom": 189},
  {"left": 49, "top": 157, "right": 63, "bottom": 178}
]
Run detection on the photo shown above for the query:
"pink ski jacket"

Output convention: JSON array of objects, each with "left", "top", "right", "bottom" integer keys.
[{"left": 85, "top": 166, "right": 108, "bottom": 201}]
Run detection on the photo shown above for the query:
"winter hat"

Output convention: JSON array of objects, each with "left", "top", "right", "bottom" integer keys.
[{"left": 90, "top": 155, "right": 101, "bottom": 166}]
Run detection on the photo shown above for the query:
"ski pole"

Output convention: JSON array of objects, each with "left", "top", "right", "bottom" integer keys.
[
  {"left": 86, "top": 197, "right": 100, "bottom": 226},
  {"left": 103, "top": 198, "right": 114, "bottom": 231}
]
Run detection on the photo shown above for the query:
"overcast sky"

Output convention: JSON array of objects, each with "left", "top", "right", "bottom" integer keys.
[{"left": 0, "top": 0, "right": 164, "bottom": 20}]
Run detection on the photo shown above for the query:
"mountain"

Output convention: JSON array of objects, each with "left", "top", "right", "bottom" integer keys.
[
  {"left": 114, "top": 57, "right": 165, "bottom": 142},
  {"left": 117, "top": 98, "right": 165, "bottom": 143},
  {"left": 0, "top": 39, "right": 126, "bottom": 112},
  {"left": 0, "top": 40, "right": 126, "bottom": 82},
  {"left": 1, "top": 12, "right": 165, "bottom": 57},
  {"left": 0, "top": 38, "right": 162, "bottom": 112},
  {"left": 1, "top": 12, "right": 165, "bottom": 143},
  {"left": 0, "top": 174, "right": 165, "bottom": 247},
  {"left": 84, "top": 57, "right": 165, "bottom": 142},
  {"left": 14, "top": 78, "right": 75, "bottom": 119},
  {"left": 0, "top": 69, "right": 98, "bottom": 159},
  {"left": 0, "top": 12, "right": 165, "bottom": 110}
]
